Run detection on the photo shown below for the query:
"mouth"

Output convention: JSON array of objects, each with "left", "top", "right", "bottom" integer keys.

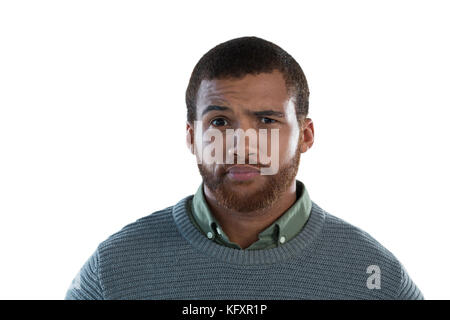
[{"left": 226, "top": 165, "right": 261, "bottom": 181}]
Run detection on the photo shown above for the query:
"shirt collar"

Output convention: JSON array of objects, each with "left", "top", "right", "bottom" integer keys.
[{"left": 188, "top": 179, "right": 312, "bottom": 250}]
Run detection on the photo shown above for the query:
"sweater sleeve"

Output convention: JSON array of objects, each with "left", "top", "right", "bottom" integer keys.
[
  {"left": 65, "top": 248, "right": 104, "bottom": 300},
  {"left": 396, "top": 262, "right": 424, "bottom": 300}
]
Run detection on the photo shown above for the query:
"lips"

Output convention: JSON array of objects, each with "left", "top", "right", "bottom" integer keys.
[
  {"left": 226, "top": 165, "right": 260, "bottom": 181},
  {"left": 227, "top": 165, "right": 260, "bottom": 173}
]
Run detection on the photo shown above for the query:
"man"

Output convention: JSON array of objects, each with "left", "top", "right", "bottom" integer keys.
[{"left": 65, "top": 36, "right": 424, "bottom": 300}]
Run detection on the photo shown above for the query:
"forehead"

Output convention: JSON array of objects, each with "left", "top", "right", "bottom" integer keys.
[{"left": 196, "top": 70, "right": 291, "bottom": 113}]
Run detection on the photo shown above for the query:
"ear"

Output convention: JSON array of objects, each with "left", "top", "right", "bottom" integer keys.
[
  {"left": 186, "top": 121, "right": 195, "bottom": 155},
  {"left": 300, "top": 118, "right": 314, "bottom": 153}
]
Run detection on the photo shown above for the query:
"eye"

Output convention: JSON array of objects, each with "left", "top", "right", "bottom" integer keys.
[
  {"left": 260, "top": 117, "right": 277, "bottom": 124},
  {"left": 210, "top": 117, "right": 228, "bottom": 127}
]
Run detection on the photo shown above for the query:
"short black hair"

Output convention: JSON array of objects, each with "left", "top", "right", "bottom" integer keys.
[{"left": 185, "top": 36, "right": 309, "bottom": 124}]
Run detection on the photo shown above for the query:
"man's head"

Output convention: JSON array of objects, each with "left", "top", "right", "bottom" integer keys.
[{"left": 185, "top": 36, "right": 314, "bottom": 213}]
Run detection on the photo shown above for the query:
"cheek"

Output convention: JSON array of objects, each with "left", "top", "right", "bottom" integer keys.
[
  {"left": 194, "top": 127, "right": 227, "bottom": 169},
  {"left": 281, "top": 127, "right": 300, "bottom": 161},
  {"left": 193, "top": 129, "right": 205, "bottom": 163}
]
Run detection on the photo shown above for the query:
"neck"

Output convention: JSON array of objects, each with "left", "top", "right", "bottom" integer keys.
[{"left": 203, "top": 180, "right": 297, "bottom": 249}]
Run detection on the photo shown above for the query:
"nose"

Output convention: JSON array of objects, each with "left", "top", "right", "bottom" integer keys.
[{"left": 226, "top": 121, "right": 258, "bottom": 165}]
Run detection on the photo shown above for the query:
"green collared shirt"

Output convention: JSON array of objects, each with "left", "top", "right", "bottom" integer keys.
[{"left": 187, "top": 179, "right": 312, "bottom": 250}]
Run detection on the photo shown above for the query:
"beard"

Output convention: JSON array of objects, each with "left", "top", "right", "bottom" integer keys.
[{"left": 197, "top": 143, "right": 301, "bottom": 214}]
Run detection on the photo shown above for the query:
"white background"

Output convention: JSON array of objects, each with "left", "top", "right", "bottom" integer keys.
[{"left": 0, "top": 0, "right": 448, "bottom": 299}]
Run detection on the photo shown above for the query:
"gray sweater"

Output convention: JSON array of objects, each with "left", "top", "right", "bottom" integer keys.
[{"left": 65, "top": 195, "right": 424, "bottom": 300}]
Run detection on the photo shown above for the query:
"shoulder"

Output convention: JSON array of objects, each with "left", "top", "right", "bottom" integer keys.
[
  {"left": 317, "top": 202, "right": 400, "bottom": 261},
  {"left": 312, "top": 201, "right": 423, "bottom": 299},
  {"left": 65, "top": 207, "right": 175, "bottom": 300},
  {"left": 98, "top": 205, "right": 176, "bottom": 252}
]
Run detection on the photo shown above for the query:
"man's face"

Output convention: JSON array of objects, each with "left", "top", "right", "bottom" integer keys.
[{"left": 187, "top": 69, "right": 311, "bottom": 213}]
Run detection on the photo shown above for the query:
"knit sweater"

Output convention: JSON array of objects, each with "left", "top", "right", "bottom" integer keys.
[{"left": 65, "top": 195, "right": 424, "bottom": 300}]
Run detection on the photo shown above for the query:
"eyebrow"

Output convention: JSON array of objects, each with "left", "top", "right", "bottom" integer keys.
[
  {"left": 251, "top": 110, "right": 285, "bottom": 118},
  {"left": 201, "top": 105, "right": 231, "bottom": 117},
  {"left": 201, "top": 105, "right": 285, "bottom": 118}
]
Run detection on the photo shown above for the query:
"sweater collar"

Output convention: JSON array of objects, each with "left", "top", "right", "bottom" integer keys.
[{"left": 172, "top": 189, "right": 326, "bottom": 265}]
